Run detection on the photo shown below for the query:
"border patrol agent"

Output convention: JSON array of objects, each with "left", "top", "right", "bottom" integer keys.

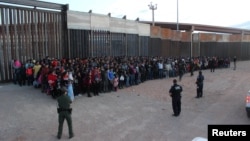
[
  {"left": 169, "top": 79, "right": 183, "bottom": 117},
  {"left": 196, "top": 71, "right": 204, "bottom": 98},
  {"left": 57, "top": 87, "right": 74, "bottom": 139}
]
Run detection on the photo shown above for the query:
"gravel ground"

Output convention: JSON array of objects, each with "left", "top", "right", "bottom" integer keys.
[{"left": 0, "top": 61, "right": 250, "bottom": 141}]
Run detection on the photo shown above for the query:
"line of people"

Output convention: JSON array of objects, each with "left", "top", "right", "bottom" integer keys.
[{"left": 11, "top": 56, "right": 231, "bottom": 101}]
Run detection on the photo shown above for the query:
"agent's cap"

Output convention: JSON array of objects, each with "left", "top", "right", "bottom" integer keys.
[
  {"left": 60, "top": 87, "right": 68, "bottom": 93},
  {"left": 173, "top": 79, "right": 177, "bottom": 84}
]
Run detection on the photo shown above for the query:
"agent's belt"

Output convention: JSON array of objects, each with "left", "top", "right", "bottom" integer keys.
[{"left": 57, "top": 108, "right": 72, "bottom": 113}]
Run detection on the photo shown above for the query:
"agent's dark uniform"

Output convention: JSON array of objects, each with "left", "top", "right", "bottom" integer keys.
[
  {"left": 210, "top": 57, "right": 216, "bottom": 72},
  {"left": 190, "top": 59, "right": 194, "bottom": 76},
  {"left": 57, "top": 88, "right": 74, "bottom": 139},
  {"left": 169, "top": 79, "right": 183, "bottom": 116},
  {"left": 233, "top": 56, "right": 237, "bottom": 70},
  {"left": 178, "top": 60, "right": 185, "bottom": 81},
  {"left": 196, "top": 71, "right": 204, "bottom": 98}
]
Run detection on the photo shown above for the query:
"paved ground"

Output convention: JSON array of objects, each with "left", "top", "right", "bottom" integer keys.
[{"left": 1, "top": 61, "right": 250, "bottom": 141}]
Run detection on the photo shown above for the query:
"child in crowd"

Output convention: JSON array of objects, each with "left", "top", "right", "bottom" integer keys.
[
  {"left": 67, "top": 71, "right": 74, "bottom": 101},
  {"left": 113, "top": 75, "right": 119, "bottom": 91}
]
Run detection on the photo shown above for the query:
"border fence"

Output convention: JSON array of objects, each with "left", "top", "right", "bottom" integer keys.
[
  {"left": 1, "top": 0, "right": 250, "bottom": 82},
  {"left": 0, "top": 0, "right": 68, "bottom": 82}
]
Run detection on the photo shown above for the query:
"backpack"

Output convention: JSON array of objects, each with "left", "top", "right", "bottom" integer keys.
[
  {"left": 26, "top": 68, "right": 33, "bottom": 76},
  {"left": 120, "top": 75, "right": 125, "bottom": 81}
]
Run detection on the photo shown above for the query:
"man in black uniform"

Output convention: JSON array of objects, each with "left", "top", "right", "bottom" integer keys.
[
  {"left": 189, "top": 59, "right": 194, "bottom": 76},
  {"left": 169, "top": 79, "right": 183, "bottom": 117},
  {"left": 178, "top": 59, "right": 185, "bottom": 81},
  {"left": 210, "top": 57, "right": 216, "bottom": 72},
  {"left": 196, "top": 71, "right": 204, "bottom": 98},
  {"left": 57, "top": 87, "right": 74, "bottom": 139},
  {"left": 233, "top": 56, "right": 237, "bottom": 70}
]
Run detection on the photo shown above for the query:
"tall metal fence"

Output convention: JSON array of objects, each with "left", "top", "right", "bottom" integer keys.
[
  {"left": 1, "top": 1, "right": 250, "bottom": 83},
  {"left": 191, "top": 33, "right": 250, "bottom": 60},
  {"left": 68, "top": 29, "right": 149, "bottom": 58},
  {"left": 0, "top": 2, "right": 67, "bottom": 82}
]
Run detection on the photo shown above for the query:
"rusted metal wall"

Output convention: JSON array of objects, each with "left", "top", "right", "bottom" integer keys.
[
  {"left": 67, "top": 10, "right": 150, "bottom": 58},
  {"left": 139, "top": 36, "right": 149, "bottom": 56},
  {"left": 200, "top": 42, "right": 243, "bottom": 59},
  {"left": 150, "top": 26, "right": 250, "bottom": 60},
  {"left": 68, "top": 29, "right": 90, "bottom": 58},
  {"left": 149, "top": 38, "right": 161, "bottom": 56},
  {"left": 241, "top": 42, "right": 250, "bottom": 60},
  {"left": 149, "top": 26, "right": 191, "bottom": 57},
  {"left": 68, "top": 29, "right": 149, "bottom": 58},
  {"left": 0, "top": 5, "right": 67, "bottom": 82},
  {"left": 126, "top": 34, "right": 139, "bottom": 56},
  {"left": 193, "top": 33, "right": 250, "bottom": 60},
  {"left": 2, "top": 4, "right": 250, "bottom": 83},
  {"left": 149, "top": 26, "right": 163, "bottom": 56}
]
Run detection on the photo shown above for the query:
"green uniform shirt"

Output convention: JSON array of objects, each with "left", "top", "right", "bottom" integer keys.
[{"left": 57, "top": 94, "right": 72, "bottom": 109}]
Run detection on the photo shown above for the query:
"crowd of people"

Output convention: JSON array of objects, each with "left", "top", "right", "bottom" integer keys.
[{"left": 11, "top": 55, "right": 231, "bottom": 100}]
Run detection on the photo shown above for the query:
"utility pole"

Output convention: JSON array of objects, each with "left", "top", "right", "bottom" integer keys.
[{"left": 148, "top": 2, "right": 157, "bottom": 26}]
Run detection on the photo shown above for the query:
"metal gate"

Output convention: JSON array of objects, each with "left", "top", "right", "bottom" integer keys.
[{"left": 0, "top": 0, "right": 68, "bottom": 82}]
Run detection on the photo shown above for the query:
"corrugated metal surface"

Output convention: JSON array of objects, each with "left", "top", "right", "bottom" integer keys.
[
  {"left": 241, "top": 42, "right": 250, "bottom": 60},
  {"left": 139, "top": 36, "right": 149, "bottom": 56},
  {"left": 111, "top": 33, "right": 124, "bottom": 56},
  {"left": 0, "top": 5, "right": 66, "bottom": 82},
  {"left": 68, "top": 29, "right": 90, "bottom": 58},
  {"left": 149, "top": 38, "right": 161, "bottom": 56},
  {"left": 127, "top": 34, "right": 139, "bottom": 56},
  {"left": 68, "top": 29, "right": 150, "bottom": 58},
  {"left": 180, "top": 42, "right": 191, "bottom": 57},
  {"left": 1, "top": 4, "right": 250, "bottom": 82}
]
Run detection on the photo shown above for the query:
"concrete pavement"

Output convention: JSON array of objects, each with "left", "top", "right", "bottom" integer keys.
[{"left": 0, "top": 61, "right": 250, "bottom": 141}]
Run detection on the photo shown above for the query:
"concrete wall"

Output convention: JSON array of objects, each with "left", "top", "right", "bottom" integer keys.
[
  {"left": 67, "top": 10, "right": 250, "bottom": 59},
  {"left": 110, "top": 17, "right": 126, "bottom": 33},
  {"left": 67, "top": 11, "right": 91, "bottom": 30},
  {"left": 149, "top": 26, "right": 191, "bottom": 57},
  {"left": 67, "top": 10, "right": 150, "bottom": 36},
  {"left": 148, "top": 26, "right": 250, "bottom": 59},
  {"left": 150, "top": 26, "right": 192, "bottom": 41},
  {"left": 192, "top": 33, "right": 250, "bottom": 60}
]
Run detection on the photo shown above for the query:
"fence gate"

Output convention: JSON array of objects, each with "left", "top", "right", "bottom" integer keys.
[{"left": 0, "top": 0, "right": 68, "bottom": 82}]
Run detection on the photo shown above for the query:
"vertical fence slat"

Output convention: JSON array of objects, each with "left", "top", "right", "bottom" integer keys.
[
  {"left": 1, "top": 8, "right": 7, "bottom": 81},
  {"left": 53, "top": 14, "right": 59, "bottom": 58},
  {"left": 48, "top": 13, "right": 52, "bottom": 57},
  {"left": 0, "top": 4, "right": 66, "bottom": 82},
  {"left": 0, "top": 8, "right": 3, "bottom": 81},
  {"left": 57, "top": 13, "right": 61, "bottom": 58},
  {"left": 28, "top": 10, "right": 32, "bottom": 59},
  {"left": 24, "top": 10, "right": 29, "bottom": 60},
  {"left": 16, "top": 9, "right": 21, "bottom": 61},
  {"left": 23, "top": 10, "right": 27, "bottom": 60},
  {"left": 31, "top": 10, "right": 35, "bottom": 59},
  {"left": 37, "top": 11, "right": 42, "bottom": 59},
  {"left": 9, "top": 8, "right": 14, "bottom": 60},
  {"left": 44, "top": 12, "right": 47, "bottom": 57},
  {"left": 20, "top": 9, "right": 25, "bottom": 61},
  {"left": 5, "top": 8, "right": 12, "bottom": 79}
]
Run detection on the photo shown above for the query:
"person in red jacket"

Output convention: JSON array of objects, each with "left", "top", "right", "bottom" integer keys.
[
  {"left": 51, "top": 58, "right": 59, "bottom": 68},
  {"left": 26, "top": 66, "right": 33, "bottom": 86},
  {"left": 91, "top": 67, "right": 101, "bottom": 96},
  {"left": 84, "top": 71, "right": 92, "bottom": 97},
  {"left": 40, "top": 64, "right": 50, "bottom": 93},
  {"left": 47, "top": 70, "right": 57, "bottom": 96}
]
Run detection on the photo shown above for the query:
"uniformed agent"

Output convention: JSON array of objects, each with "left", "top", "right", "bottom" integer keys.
[
  {"left": 169, "top": 79, "right": 183, "bottom": 117},
  {"left": 196, "top": 71, "right": 204, "bottom": 98},
  {"left": 57, "top": 87, "right": 74, "bottom": 139},
  {"left": 233, "top": 56, "right": 237, "bottom": 70}
]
